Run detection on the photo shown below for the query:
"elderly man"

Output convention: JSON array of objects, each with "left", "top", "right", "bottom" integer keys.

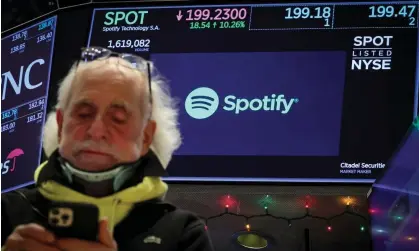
[{"left": 1, "top": 47, "right": 213, "bottom": 251}]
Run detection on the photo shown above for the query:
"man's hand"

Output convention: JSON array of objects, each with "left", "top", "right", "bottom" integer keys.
[
  {"left": 55, "top": 219, "right": 117, "bottom": 251},
  {"left": 4, "top": 223, "right": 60, "bottom": 251}
]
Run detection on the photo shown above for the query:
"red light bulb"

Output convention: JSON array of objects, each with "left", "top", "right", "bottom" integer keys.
[{"left": 327, "top": 226, "right": 332, "bottom": 231}]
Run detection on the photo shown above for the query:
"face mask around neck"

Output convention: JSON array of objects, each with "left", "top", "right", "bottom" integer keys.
[{"left": 59, "top": 157, "right": 142, "bottom": 192}]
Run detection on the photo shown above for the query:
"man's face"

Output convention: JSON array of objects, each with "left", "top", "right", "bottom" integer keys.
[{"left": 56, "top": 62, "right": 155, "bottom": 172}]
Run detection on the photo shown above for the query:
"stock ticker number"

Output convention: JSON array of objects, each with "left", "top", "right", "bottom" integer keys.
[
  {"left": 1, "top": 122, "right": 16, "bottom": 133},
  {"left": 28, "top": 99, "right": 45, "bottom": 110},
  {"left": 12, "top": 31, "right": 28, "bottom": 42},
  {"left": 10, "top": 43, "right": 25, "bottom": 54},
  {"left": 38, "top": 19, "right": 54, "bottom": 31},
  {"left": 368, "top": 5, "right": 416, "bottom": 25},
  {"left": 284, "top": 6, "right": 332, "bottom": 26},
  {"left": 37, "top": 32, "right": 54, "bottom": 43},
  {"left": 27, "top": 111, "right": 43, "bottom": 123},
  {"left": 107, "top": 39, "right": 150, "bottom": 50},
  {"left": 182, "top": 8, "right": 248, "bottom": 21}
]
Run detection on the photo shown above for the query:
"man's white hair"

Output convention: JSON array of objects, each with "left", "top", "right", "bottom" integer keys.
[{"left": 42, "top": 60, "right": 181, "bottom": 168}]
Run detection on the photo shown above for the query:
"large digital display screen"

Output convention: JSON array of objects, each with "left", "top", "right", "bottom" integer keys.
[
  {"left": 87, "top": 1, "right": 419, "bottom": 182},
  {"left": 369, "top": 116, "right": 419, "bottom": 251},
  {"left": 155, "top": 51, "right": 346, "bottom": 157},
  {"left": 1, "top": 16, "right": 57, "bottom": 192}
]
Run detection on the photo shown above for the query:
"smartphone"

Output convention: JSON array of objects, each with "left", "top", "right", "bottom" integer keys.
[{"left": 47, "top": 202, "right": 99, "bottom": 241}]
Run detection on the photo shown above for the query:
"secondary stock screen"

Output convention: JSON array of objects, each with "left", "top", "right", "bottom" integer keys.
[
  {"left": 1, "top": 16, "right": 57, "bottom": 191},
  {"left": 88, "top": 1, "right": 419, "bottom": 183}
]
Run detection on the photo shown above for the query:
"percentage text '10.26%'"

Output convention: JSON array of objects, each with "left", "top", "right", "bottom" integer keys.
[{"left": 189, "top": 21, "right": 246, "bottom": 29}]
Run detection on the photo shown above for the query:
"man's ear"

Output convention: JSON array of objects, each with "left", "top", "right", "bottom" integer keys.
[
  {"left": 141, "top": 120, "right": 156, "bottom": 156},
  {"left": 56, "top": 109, "right": 64, "bottom": 142}
]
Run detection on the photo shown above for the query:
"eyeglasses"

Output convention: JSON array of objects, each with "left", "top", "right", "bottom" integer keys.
[{"left": 78, "top": 46, "right": 153, "bottom": 105}]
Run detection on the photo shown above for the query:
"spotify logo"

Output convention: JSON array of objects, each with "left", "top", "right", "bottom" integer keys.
[
  {"left": 185, "top": 87, "right": 299, "bottom": 119},
  {"left": 185, "top": 87, "right": 219, "bottom": 119}
]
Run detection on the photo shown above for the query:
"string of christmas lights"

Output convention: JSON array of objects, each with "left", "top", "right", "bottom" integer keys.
[{"left": 201, "top": 196, "right": 368, "bottom": 232}]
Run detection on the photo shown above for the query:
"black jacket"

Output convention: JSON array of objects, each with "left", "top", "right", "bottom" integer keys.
[{"left": 1, "top": 151, "right": 213, "bottom": 251}]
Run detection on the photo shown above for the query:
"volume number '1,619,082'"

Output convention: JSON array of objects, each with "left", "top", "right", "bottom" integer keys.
[{"left": 107, "top": 39, "right": 150, "bottom": 49}]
